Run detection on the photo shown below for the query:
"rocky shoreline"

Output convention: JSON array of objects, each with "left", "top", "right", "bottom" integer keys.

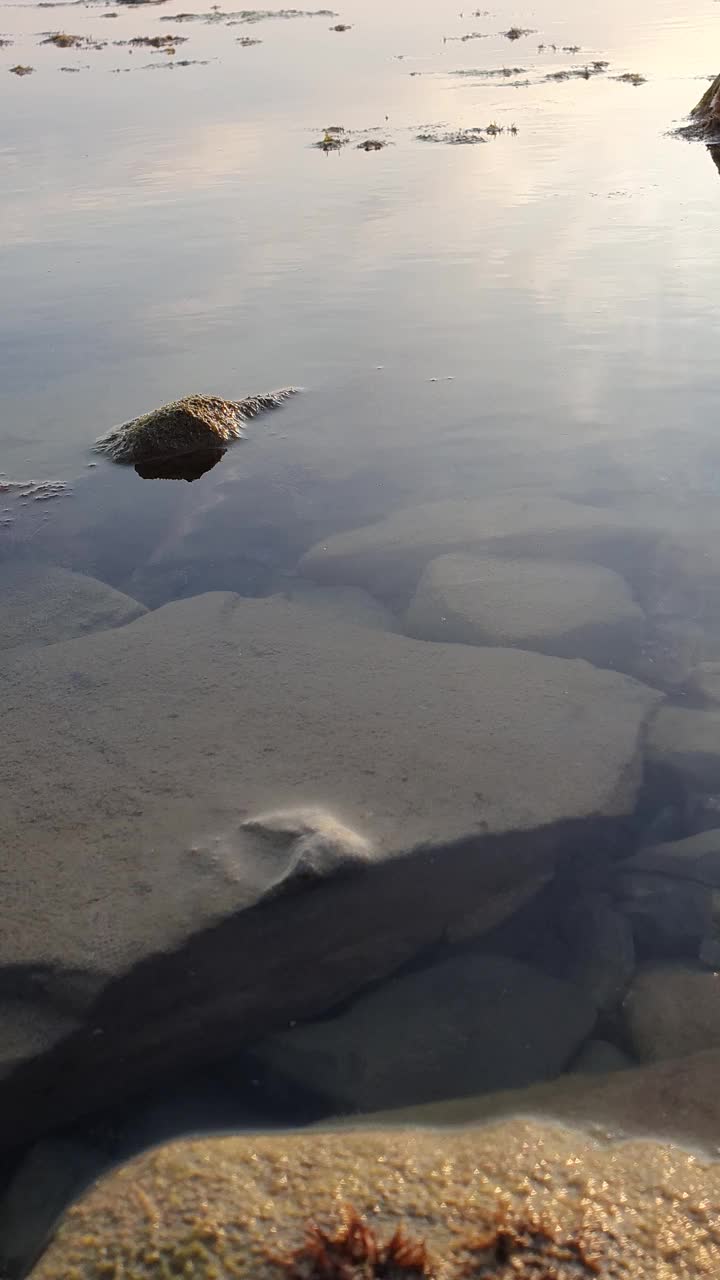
[{"left": 5, "top": 488, "right": 720, "bottom": 1272}]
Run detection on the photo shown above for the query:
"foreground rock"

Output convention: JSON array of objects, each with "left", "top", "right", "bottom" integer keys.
[
  {"left": 0, "top": 593, "right": 659, "bottom": 1147},
  {"left": 299, "top": 495, "right": 658, "bottom": 600},
  {"left": 253, "top": 955, "right": 597, "bottom": 1111},
  {"left": 29, "top": 1119, "right": 720, "bottom": 1279},
  {"left": 94, "top": 389, "right": 298, "bottom": 464},
  {"left": 624, "top": 964, "right": 720, "bottom": 1062},
  {"left": 0, "top": 560, "right": 145, "bottom": 651},
  {"left": 405, "top": 552, "right": 644, "bottom": 667}
]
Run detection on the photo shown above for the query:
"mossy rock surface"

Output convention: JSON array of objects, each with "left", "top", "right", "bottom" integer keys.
[
  {"left": 94, "top": 389, "right": 298, "bottom": 464},
  {"left": 29, "top": 1119, "right": 720, "bottom": 1278}
]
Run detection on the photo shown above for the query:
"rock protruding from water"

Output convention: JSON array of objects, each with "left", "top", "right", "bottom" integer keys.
[
  {"left": 0, "top": 561, "right": 146, "bottom": 652},
  {"left": 94, "top": 389, "right": 298, "bottom": 464},
  {"left": 681, "top": 72, "right": 720, "bottom": 140},
  {"left": 28, "top": 1119, "right": 720, "bottom": 1280},
  {"left": 252, "top": 954, "right": 597, "bottom": 1111},
  {"left": 405, "top": 552, "right": 644, "bottom": 668}
]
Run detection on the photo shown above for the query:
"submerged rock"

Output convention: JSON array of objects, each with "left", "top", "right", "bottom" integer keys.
[
  {"left": 405, "top": 552, "right": 644, "bottom": 668},
  {"left": 647, "top": 705, "right": 720, "bottom": 789},
  {"left": 0, "top": 561, "right": 145, "bottom": 652},
  {"left": 624, "top": 964, "right": 720, "bottom": 1062},
  {"left": 253, "top": 954, "right": 597, "bottom": 1111},
  {"left": 299, "top": 495, "right": 659, "bottom": 602},
  {"left": 94, "top": 389, "right": 298, "bottom": 465},
  {"left": 0, "top": 592, "right": 659, "bottom": 1146},
  {"left": 29, "top": 1118, "right": 720, "bottom": 1279}
]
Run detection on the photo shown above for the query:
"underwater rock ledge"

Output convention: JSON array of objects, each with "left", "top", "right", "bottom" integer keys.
[{"left": 94, "top": 388, "right": 299, "bottom": 464}]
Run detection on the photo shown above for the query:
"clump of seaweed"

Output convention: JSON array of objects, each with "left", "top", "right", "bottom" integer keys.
[
  {"left": 120, "top": 33, "right": 188, "bottom": 45},
  {"left": 41, "top": 30, "right": 106, "bottom": 47},
  {"left": 10, "top": 64, "right": 34, "bottom": 74},
  {"left": 237, "top": 34, "right": 261, "bottom": 43},
  {"left": 613, "top": 71, "right": 646, "bottom": 85},
  {"left": 0, "top": 37, "right": 14, "bottom": 46},
  {"left": 267, "top": 1205, "right": 604, "bottom": 1280},
  {"left": 161, "top": 7, "right": 336, "bottom": 22},
  {"left": 451, "top": 65, "right": 526, "bottom": 77},
  {"left": 41, "top": 30, "right": 83, "bottom": 46},
  {"left": 443, "top": 31, "right": 489, "bottom": 43},
  {"left": 314, "top": 125, "right": 348, "bottom": 150},
  {"left": 417, "top": 127, "right": 487, "bottom": 144},
  {"left": 330, "top": 22, "right": 351, "bottom": 30},
  {"left": 455, "top": 1207, "right": 601, "bottom": 1277},
  {"left": 545, "top": 60, "right": 608, "bottom": 81},
  {"left": 357, "top": 138, "right": 386, "bottom": 150},
  {"left": 268, "top": 1206, "right": 436, "bottom": 1279},
  {"left": 417, "top": 123, "right": 516, "bottom": 144},
  {"left": 502, "top": 26, "right": 534, "bottom": 40},
  {"left": 0, "top": 478, "right": 69, "bottom": 500},
  {"left": 94, "top": 389, "right": 299, "bottom": 464}
]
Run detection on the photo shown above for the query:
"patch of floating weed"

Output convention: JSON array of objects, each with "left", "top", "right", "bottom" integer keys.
[
  {"left": 449, "top": 66, "right": 525, "bottom": 77},
  {"left": 237, "top": 34, "right": 261, "bottom": 42},
  {"left": 330, "top": 21, "right": 351, "bottom": 30},
  {"left": 10, "top": 63, "right": 34, "bottom": 74},
  {"left": 546, "top": 60, "right": 608, "bottom": 81},
  {"left": 502, "top": 25, "right": 534, "bottom": 39},
  {"left": 357, "top": 138, "right": 386, "bottom": 150},
  {"left": 613, "top": 71, "right": 646, "bottom": 84},
  {"left": 417, "top": 122, "right": 517, "bottom": 143},
  {"left": 443, "top": 31, "right": 489, "bottom": 42},
  {"left": 161, "top": 6, "right": 336, "bottom": 21},
  {"left": 313, "top": 125, "right": 349, "bottom": 150},
  {"left": 0, "top": 36, "right": 14, "bottom": 45},
  {"left": 41, "top": 30, "right": 106, "bottom": 47}
]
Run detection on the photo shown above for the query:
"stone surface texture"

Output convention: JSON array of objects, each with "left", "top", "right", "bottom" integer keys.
[
  {"left": 648, "top": 706, "right": 720, "bottom": 789},
  {"left": 405, "top": 552, "right": 644, "bottom": 668},
  {"left": 624, "top": 964, "right": 720, "bottom": 1061},
  {"left": 299, "top": 495, "right": 658, "bottom": 600},
  {"left": 0, "top": 560, "right": 145, "bottom": 651},
  {"left": 29, "top": 1119, "right": 720, "bottom": 1279},
  {"left": 0, "top": 591, "right": 659, "bottom": 1148},
  {"left": 253, "top": 954, "right": 597, "bottom": 1111}
]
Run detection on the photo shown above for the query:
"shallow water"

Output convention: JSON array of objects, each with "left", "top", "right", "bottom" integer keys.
[{"left": 3, "top": 0, "right": 720, "bottom": 1210}]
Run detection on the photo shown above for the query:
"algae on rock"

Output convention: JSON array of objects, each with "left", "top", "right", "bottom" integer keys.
[{"left": 94, "top": 389, "right": 298, "bottom": 465}]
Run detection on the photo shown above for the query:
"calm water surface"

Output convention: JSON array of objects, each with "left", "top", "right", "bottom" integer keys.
[{"left": 3, "top": 0, "right": 720, "bottom": 1156}]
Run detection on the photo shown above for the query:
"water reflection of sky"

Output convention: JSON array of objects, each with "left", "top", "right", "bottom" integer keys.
[{"left": 1, "top": 0, "right": 719, "bottom": 521}]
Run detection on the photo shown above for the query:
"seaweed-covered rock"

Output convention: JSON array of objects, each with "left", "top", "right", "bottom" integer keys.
[
  {"left": 94, "top": 389, "right": 298, "bottom": 464},
  {"left": 680, "top": 72, "right": 720, "bottom": 140},
  {"left": 28, "top": 1118, "right": 720, "bottom": 1280}
]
